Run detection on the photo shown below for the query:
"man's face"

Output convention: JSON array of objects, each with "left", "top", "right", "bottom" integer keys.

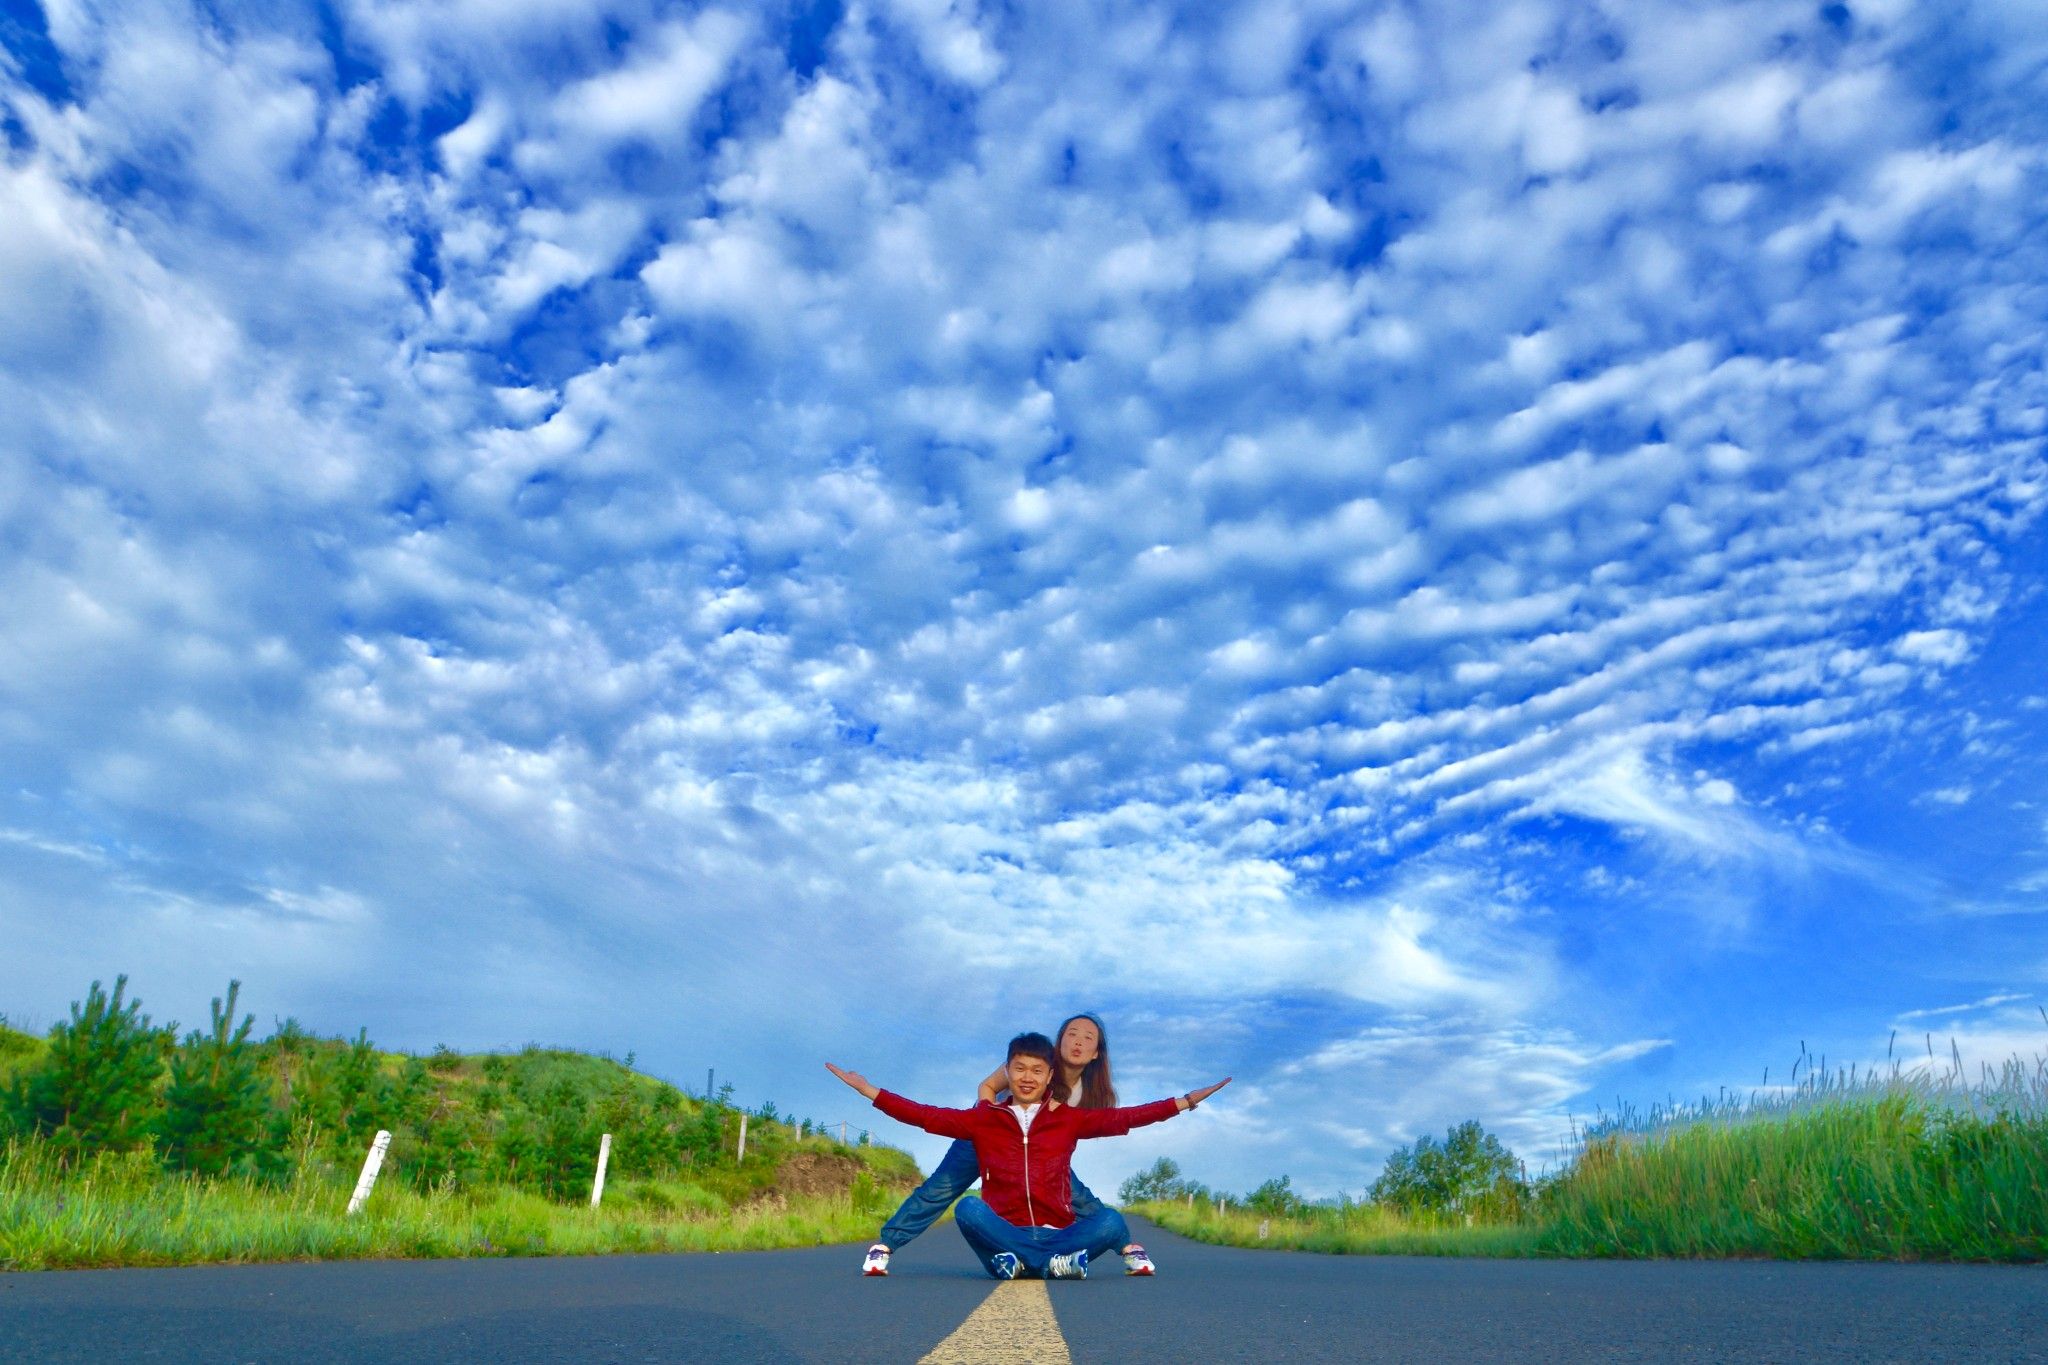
[{"left": 1007, "top": 1053, "right": 1052, "bottom": 1103}]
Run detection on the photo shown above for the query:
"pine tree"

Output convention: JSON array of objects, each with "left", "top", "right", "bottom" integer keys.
[
  {"left": 532, "top": 1077, "right": 597, "bottom": 1199},
  {"left": 158, "top": 981, "right": 277, "bottom": 1177},
  {"left": 266, "top": 1016, "right": 314, "bottom": 1111},
  {"left": 333, "top": 1028, "right": 384, "bottom": 1143},
  {"left": 3, "top": 976, "right": 168, "bottom": 1165}
]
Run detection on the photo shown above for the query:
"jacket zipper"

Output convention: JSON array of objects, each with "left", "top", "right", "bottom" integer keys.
[
  {"left": 1022, "top": 1125, "right": 1035, "bottom": 1225},
  {"left": 1004, "top": 1105, "right": 1039, "bottom": 1226}
]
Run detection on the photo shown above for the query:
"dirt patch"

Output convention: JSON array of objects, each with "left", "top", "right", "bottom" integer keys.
[{"left": 774, "top": 1150, "right": 870, "bottom": 1199}]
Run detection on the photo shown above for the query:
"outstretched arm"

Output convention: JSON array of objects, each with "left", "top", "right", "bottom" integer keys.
[
  {"left": 1176, "top": 1077, "right": 1232, "bottom": 1111},
  {"left": 1076, "top": 1077, "right": 1233, "bottom": 1138},
  {"left": 828, "top": 1063, "right": 980, "bottom": 1140},
  {"left": 825, "top": 1062, "right": 879, "bottom": 1100}
]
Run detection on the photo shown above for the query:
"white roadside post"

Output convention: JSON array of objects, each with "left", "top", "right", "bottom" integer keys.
[
  {"left": 590, "top": 1132, "right": 613, "bottom": 1208},
  {"left": 737, "top": 1113, "right": 749, "bottom": 1163},
  {"left": 346, "top": 1130, "right": 392, "bottom": 1216}
]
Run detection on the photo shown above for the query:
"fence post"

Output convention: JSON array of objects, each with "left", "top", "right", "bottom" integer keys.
[
  {"left": 737, "top": 1113, "right": 748, "bottom": 1163},
  {"left": 1187, "top": 1191, "right": 1194, "bottom": 1210},
  {"left": 346, "top": 1130, "right": 392, "bottom": 1215},
  {"left": 591, "top": 1132, "right": 613, "bottom": 1208}
]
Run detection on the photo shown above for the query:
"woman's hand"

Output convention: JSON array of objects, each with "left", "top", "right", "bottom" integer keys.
[
  {"left": 826, "top": 1062, "right": 880, "bottom": 1100},
  {"left": 976, "top": 1062, "right": 1007, "bottom": 1105},
  {"left": 1176, "top": 1077, "right": 1233, "bottom": 1111}
]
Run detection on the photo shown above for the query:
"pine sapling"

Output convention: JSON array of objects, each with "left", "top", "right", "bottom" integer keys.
[
  {"left": 159, "top": 980, "right": 278, "bottom": 1178},
  {"left": 3, "top": 975, "right": 169, "bottom": 1166}
]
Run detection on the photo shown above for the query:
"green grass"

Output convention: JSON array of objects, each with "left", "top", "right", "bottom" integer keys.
[
  {"left": 1, "top": 1010, "right": 922, "bottom": 1270},
  {"left": 1537, "top": 1056, "right": 2048, "bottom": 1261},
  {"left": 0, "top": 1140, "right": 901, "bottom": 1271},
  {"left": 1133, "top": 1199, "right": 1543, "bottom": 1256},
  {"left": 1135, "top": 1045, "right": 2048, "bottom": 1263}
]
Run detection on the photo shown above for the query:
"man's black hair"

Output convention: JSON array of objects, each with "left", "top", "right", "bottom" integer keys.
[{"left": 1005, "top": 1031, "right": 1057, "bottom": 1069}]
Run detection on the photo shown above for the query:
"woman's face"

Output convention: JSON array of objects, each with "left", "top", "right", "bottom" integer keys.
[{"left": 1059, "top": 1018, "right": 1102, "bottom": 1068}]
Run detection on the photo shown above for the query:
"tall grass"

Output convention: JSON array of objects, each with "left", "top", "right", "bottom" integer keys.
[
  {"left": 0, "top": 1141, "right": 899, "bottom": 1271},
  {"left": 1138, "top": 1040, "right": 2048, "bottom": 1263},
  {"left": 1539, "top": 1042, "right": 2048, "bottom": 1260},
  {"left": 1134, "top": 1198, "right": 1543, "bottom": 1257}
]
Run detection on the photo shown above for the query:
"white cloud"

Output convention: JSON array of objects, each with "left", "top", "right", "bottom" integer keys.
[
  {"left": 2, "top": 0, "right": 2046, "bottom": 1191},
  {"left": 879, "top": 0, "right": 1003, "bottom": 87},
  {"left": 547, "top": 11, "right": 750, "bottom": 146}
]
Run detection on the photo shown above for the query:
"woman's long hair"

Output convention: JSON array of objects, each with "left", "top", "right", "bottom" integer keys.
[{"left": 1056, "top": 1012, "right": 1118, "bottom": 1109}]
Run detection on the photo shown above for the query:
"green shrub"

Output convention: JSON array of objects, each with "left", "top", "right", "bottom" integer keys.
[
  {"left": 159, "top": 981, "right": 279, "bottom": 1179},
  {"left": 3, "top": 977, "right": 169, "bottom": 1165},
  {"left": 1120, "top": 1155, "right": 1207, "bottom": 1203},
  {"left": 1369, "top": 1119, "right": 1527, "bottom": 1218},
  {"left": 1246, "top": 1174, "right": 1308, "bottom": 1217}
]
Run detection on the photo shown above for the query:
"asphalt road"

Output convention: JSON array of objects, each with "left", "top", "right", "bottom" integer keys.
[{"left": 2, "top": 1217, "right": 2044, "bottom": 1363}]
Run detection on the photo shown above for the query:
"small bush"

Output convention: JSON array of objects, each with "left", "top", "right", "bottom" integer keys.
[
  {"left": 3, "top": 976, "right": 169, "bottom": 1164},
  {"left": 159, "top": 981, "right": 279, "bottom": 1179}
]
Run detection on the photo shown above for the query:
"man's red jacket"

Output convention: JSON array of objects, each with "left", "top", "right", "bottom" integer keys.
[{"left": 872, "top": 1090, "right": 1182, "bottom": 1228}]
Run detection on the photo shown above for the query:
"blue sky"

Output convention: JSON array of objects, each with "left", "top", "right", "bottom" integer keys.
[{"left": 2, "top": 0, "right": 2044, "bottom": 1198}]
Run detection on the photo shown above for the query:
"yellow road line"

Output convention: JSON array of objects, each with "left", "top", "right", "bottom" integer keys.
[{"left": 916, "top": 1279, "right": 1073, "bottom": 1364}]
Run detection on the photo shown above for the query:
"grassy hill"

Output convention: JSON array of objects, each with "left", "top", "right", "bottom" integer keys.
[{"left": 0, "top": 1004, "right": 921, "bottom": 1270}]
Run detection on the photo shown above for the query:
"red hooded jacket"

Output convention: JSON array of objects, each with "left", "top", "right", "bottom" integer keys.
[{"left": 872, "top": 1090, "right": 1182, "bottom": 1228}]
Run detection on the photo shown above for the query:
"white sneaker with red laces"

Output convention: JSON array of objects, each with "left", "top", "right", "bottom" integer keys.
[
  {"left": 1122, "top": 1243, "right": 1156, "bottom": 1275},
  {"left": 862, "top": 1243, "right": 891, "bottom": 1276}
]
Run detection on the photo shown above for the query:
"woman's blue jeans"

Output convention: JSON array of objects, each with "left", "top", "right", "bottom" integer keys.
[
  {"left": 876, "top": 1138, "right": 1126, "bottom": 1252},
  {"left": 952, "top": 1195, "right": 1128, "bottom": 1277}
]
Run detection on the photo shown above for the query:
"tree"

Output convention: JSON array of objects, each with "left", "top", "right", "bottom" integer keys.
[
  {"left": 265, "top": 1016, "right": 314, "bottom": 1111},
  {"left": 1369, "top": 1119, "right": 1525, "bottom": 1217},
  {"left": 1119, "top": 1155, "right": 1211, "bottom": 1204},
  {"left": 332, "top": 1029, "right": 387, "bottom": 1144},
  {"left": 159, "top": 981, "right": 278, "bottom": 1177},
  {"left": 1245, "top": 1174, "right": 1307, "bottom": 1217},
  {"left": 529, "top": 1078, "right": 598, "bottom": 1198},
  {"left": 3, "top": 976, "right": 168, "bottom": 1165}
]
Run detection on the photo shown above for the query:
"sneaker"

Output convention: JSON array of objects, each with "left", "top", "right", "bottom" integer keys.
[
  {"left": 1121, "top": 1243, "right": 1156, "bottom": 1276},
  {"left": 861, "top": 1243, "right": 891, "bottom": 1277},
  {"left": 1047, "top": 1249, "right": 1088, "bottom": 1280},
  {"left": 989, "top": 1251, "right": 1022, "bottom": 1280}
]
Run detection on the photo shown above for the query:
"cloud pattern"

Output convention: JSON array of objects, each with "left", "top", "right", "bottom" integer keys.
[{"left": 2, "top": 0, "right": 2045, "bottom": 1190}]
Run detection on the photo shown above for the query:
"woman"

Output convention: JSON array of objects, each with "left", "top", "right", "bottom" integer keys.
[{"left": 859, "top": 1012, "right": 1157, "bottom": 1276}]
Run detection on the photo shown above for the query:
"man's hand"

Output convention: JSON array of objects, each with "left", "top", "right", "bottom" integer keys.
[
  {"left": 825, "top": 1062, "right": 880, "bottom": 1100},
  {"left": 1177, "top": 1077, "right": 1233, "bottom": 1111}
]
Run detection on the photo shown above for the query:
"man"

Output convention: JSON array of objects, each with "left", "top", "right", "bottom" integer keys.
[{"left": 826, "top": 1033, "right": 1230, "bottom": 1279}]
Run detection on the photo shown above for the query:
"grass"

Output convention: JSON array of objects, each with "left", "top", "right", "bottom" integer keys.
[
  {"left": 1538, "top": 1045, "right": 2048, "bottom": 1260},
  {"left": 12, "top": 1009, "right": 2042, "bottom": 1269},
  {"left": 0, "top": 1140, "right": 901, "bottom": 1271},
  {"left": 0, "top": 1013, "right": 921, "bottom": 1271},
  {"left": 1133, "top": 1199, "right": 1543, "bottom": 1257},
  {"left": 1136, "top": 1041, "right": 2048, "bottom": 1263}
]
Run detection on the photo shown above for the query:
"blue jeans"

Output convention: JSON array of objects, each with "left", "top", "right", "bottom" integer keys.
[
  {"left": 953, "top": 1196, "right": 1128, "bottom": 1278},
  {"left": 876, "top": 1138, "right": 1124, "bottom": 1252}
]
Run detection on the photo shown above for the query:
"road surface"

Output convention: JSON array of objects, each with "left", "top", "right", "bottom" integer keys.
[{"left": 2, "top": 1217, "right": 2043, "bottom": 1362}]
